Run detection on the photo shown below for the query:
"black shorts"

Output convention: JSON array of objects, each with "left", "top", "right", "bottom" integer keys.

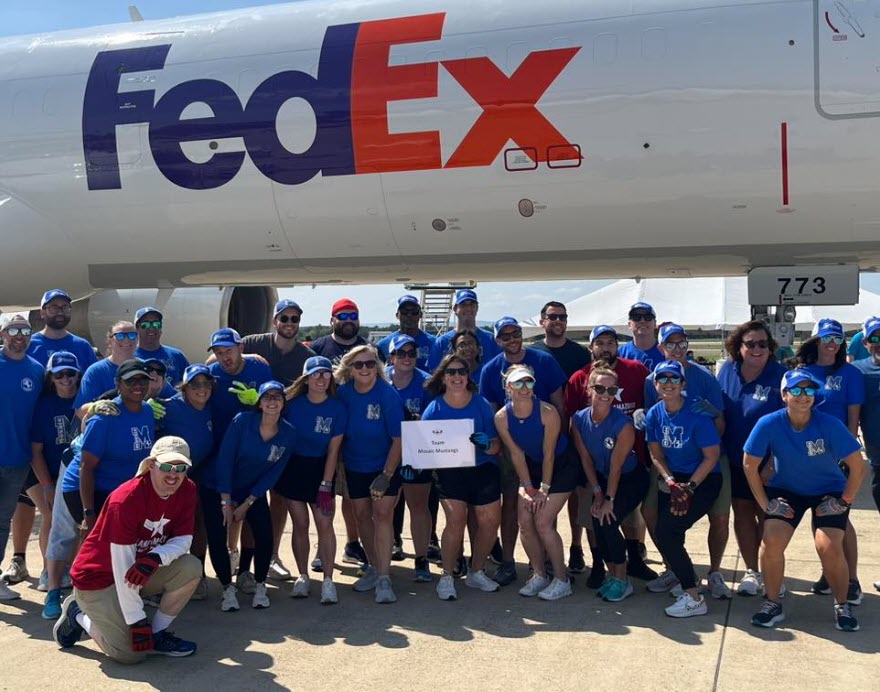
[
  {"left": 764, "top": 487, "right": 849, "bottom": 531},
  {"left": 399, "top": 465, "right": 434, "bottom": 484},
  {"left": 63, "top": 489, "right": 111, "bottom": 525},
  {"left": 18, "top": 468, "right": 57, "bottom": 507},
  {"left": 274, "top": 454, "right": 331, "bottom": 504},
  {"left": 729, "top": 463, "right": 754, "bottom": 501},
  {"left": 345, "top": 467, "right": 402, "bottom": 500},
  {"left": 435, "top": 463, "right": 501, "bottom": 507},
  {"left": 526, "top": 446, "right": 580, "bottom": 494}
]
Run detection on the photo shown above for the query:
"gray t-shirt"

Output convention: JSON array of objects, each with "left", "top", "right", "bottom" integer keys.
[{"left": 241, "top": 332, "right": 315, "bottom": 386}]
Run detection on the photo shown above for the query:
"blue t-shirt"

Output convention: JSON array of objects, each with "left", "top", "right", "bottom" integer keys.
[
  {"left": 62, "top": 399, "right": 155, "bottom": 492},
  {"left": 337, "top": 380, "right": 404, "bottom": 473},
  {"left": 847, "top": 331, "right": 869, "bottom": 362},
  {"left": 618, "top": 341, "right": 665, "bottom": 372},
  {"left": 644, "top": 362, "right": 724, "bottom": 411},
  {"left": 744, "top": 409, "right": 860, "bottom": 496},
  {"left": 135, "top": 345, "right": 190, "bottom": 386},
  {"left": 284, "top": 396, "right": 347, "bottom": 457},
  {"left": 208, "top": 359, "right": 274, "bottom": 443},
  {"left": 376, "top": 330, "right": 436, "bottom": 371},
  {"left": 208, "top": 411, "right": 296, "bottom": 501},
  {"left": 387, "top": 366, "right": 432, "bottom": 419},
  {"left": 572, "top": 406, "right": 638, "bottom": 476},
  {"left": 427, "top": 328, "right": 501, "bottom": 372},
  {"left": 802, "top": 363, "right": 864, "bottom": 427},
  {"left": 646, "top": 402, "right": 721, "bottom": 474},
  {"left": 0, "top": 352, "right": 45, "bottom": 468},
  {"left": 75, "top": 359, "right": 119, "bottom": 408},
  {"left": 30, "top": 392, "right": 78, "bottom": 477},
  {"left": 28, "top": 333, "right": 98, "bottom": 371},
  {"left": 422, "top": 394, "right": 498, "bottom": 466},
  {"left": 717, "top": 359, "right": 788, "bottom": 468},
  {"left": 158, "top": 394, "right": 214, "bottom": 468},
  {"left": 852, "top": 356, "right": 880, "bottom": 462},
  {"left": 479, "top": 348, "right": 567, "bottom": 408}
]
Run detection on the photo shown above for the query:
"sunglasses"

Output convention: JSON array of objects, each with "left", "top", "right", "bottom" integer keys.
[
  {"left": 186, "top": 380, "right": 213, "bottom": 390},
  {"left": 742, "top": 339, "right": 769, "bottom": 350},
  {"left": 137, "top": 320, "right": 163, "bottom": 330},
  {"left": 5, "top": 327, "right": 32, "bottom": 337},
  {"left": 112, "top": 331, "right": 138, "bottom": 341},
  {"left": 590, "top": 384, "right": 620, "bottom": 396},
  {"left": 156, "top": 462, "right": 189, "bottom": 473},
  {"left": 509, "top": 380, "right": 535, "bottom": 390},
  {"left": 145, "top": 366, "right": 166, "bottom": 376},
  {"left": 656, "top": 376, "right": 682, "bottom": 385},
  {"left": 309, "top": 370, "right": 332, "bottom": 378},
  {"left": 399, "top": 309, "right": 421, "bottom": 317},
  {"left": 121, "top": 376, "right": 150, "bottom": 386},
  {"left": 663, "top": 340, "right": 689, "bottom": 351},
  {"left": 498, "top": 330, "right": 522, "bottom": 342},
  {"left": 787, "top": 386, "right": 818, "bottom": 397},
  {"left": 629, "top": 313, "right": 654, "bottom": 322},
  {"left": 261, "top": 393, "right": 285, "bottom": 402},
  {"left": 276, "top": 314, "right": 300, "bottom": 324},
  {"left": 444, "top": 367, "right": 469, "bottom": 377},
  {"left": 53, "top": 370, "right": 78, "bottom": 380},
  {"left": 335, "top": 312, "right": 359, "bottom": 321},
  {"left": 820, "top": 335, "right": 844, "bottom": 345},
  {"left": 544, "top": 314, "right": 568, "bottom": 322},
  {"left": 393, "top": 349, "right": 418, "bottom": 359},
  {"left": 351, "top": 359, "right": 377, "bottom": 370},
  {"left": 868, "top": 334, "right": 880, "bottom": 344}
]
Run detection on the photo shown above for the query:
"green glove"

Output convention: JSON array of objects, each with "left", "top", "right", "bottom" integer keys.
[
  {"left": 229, "top": 380, "right": 258, "bottom": 406},
  {"left": 146, "top": 399, "right": 167, "bottom": 420}
]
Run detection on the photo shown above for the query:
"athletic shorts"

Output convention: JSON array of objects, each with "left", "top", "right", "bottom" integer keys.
[
  {"left": 399, "top": 465, "right": 434, "bottom": 484},
  {"left": 18, "top": 468, "right": 51, "bottom": 507},
  {"left": 498, "top": 449, "right": 519, "bottom": 495},
  {"left": 274, "top": 454, "right": 332, "bottom": 504},
  {"left": 764, "top": 487, "right": 849, "bottom": 531},
  {"left": 525, "top": 446, "right": 580, "bottom": 495},
  {"left": 435, "top": 462, "right": 501, "bottom": 507},
  {"left": 642, "top": 456, "right": 731, "bottom": 517},
  {"left": 345, "top": 467, "right": 402, "bottom": 501},
  {"left": 63, "top": 489, "right": 111, "bottom": 526}
]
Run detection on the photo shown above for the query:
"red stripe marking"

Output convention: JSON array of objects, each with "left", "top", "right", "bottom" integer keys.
[{"left": 781, "top": 122, "right": 789, "bottom": 206}]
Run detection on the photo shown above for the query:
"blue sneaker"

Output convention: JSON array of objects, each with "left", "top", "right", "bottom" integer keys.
[
  {"left": 596, "top": 576, "right": 614, "bottom": 599},
  {"left": 53, "top": 595, "right": 84, "bottom": 648},
  {"left": 413, "top": 557, "right": 432, "bottom": 583},
  {"left": 149, "top": 629, "right": 198, "bottom": 657},
  {"left": 42, "top": 588, "right": 62, "bottom": 620},
  {"left": 603, "top": 577, "right": 634, "bottom": 602},
  {"left": 493, "top": 561, "right": 517, "bottom": 586}
]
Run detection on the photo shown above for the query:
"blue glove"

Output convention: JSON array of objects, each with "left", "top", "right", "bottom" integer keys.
[
  {"left": 229, "top": 381, "right": 258, "bottom": 406},
  {"left": 690, "top": 398, "right": 722, "bottom": 419},
  {"left": 470, "top": 432, "right": 490, "bottom": 451},
  {"left": 632, "top": 409, "right": 646, "bottom": 432}
]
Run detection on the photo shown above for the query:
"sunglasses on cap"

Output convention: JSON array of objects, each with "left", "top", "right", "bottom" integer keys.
[
  {"left": 444, "top": 366, "right": 469, "bottom": 377},
  {"left": 156, "top": 462, "right": 189, "bottom": 473},
  {"left": 590, "top": 384, "right": 620, "bottom": 396},
  {"left": 787, "top": 386, "right": 818, "bottom": 397},
  {"left": 5, "top": 327, "right": 32, "bottom": 337},
  {"left": 544, "top": 314, "right": 567, "bottom": 322},
  {"left": 663, "top": 340, "right": 689, "bottom": 351},
  {"left": 629, "top": 313, "right": 654, "bottom": 322},
  {"left": 276, "top": 314, "right": 300, "bottom": 324},
  {"left": 53, "top": 370, "right": 78, "bottom": 380},
  {"left": 742, "top": 339, "right": 769, "bottom": 350},
  {"left": 393, "top": 348, "right": 418, "bottom": 359},
  {"left": 497, "top": 329, "right": 522, "bottom": 342},
  {"left": 867, "top": 334, "right": 880, "bottom": 344},
  {"left": 820, "top": 335, "right": 844, "bottom": 345},
  {"left": 509, "top": 380, "right": 535, "bottom": 390},
  {"left": 351, "top": 359, "right": 376, "bottom": 370},
  {"left": 656, "top": 376, "right": 682, "bottom": 385},
  {"left": 137, "top": 320, "right": 162, "bottom": 330},
  {"left": 335, "top": 312, "right": 359, "bottom": 321},
  {"left": 112, "top": 331, "right": 138, "bottom": 341}
]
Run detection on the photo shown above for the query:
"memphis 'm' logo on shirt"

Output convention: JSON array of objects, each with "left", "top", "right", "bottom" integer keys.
[
  {"left": 268, "top": 445, "right": 286, "bottom": 463},
  {"left": 367, "top": 404, "right": 381, "bottom": 420},
  {"left": 825, "top": 376, "right": 842, "bottom": 391},
  {"left": 131, "top": 426, "right": 153, "bottom": 451},
  {"left": 314, "top": 416, "right": 333, "bottom": 434},
  {"left": 661, "top": 424, "right": 685, "bottom": 449},
  {"left": 753, "top": 385, "right": 772, "bottom": 402},
  {"left": 53, "top": 415, "right": 77, "bottom": 446},
  {"left": 806, "top": 439, "right": 826, "bottom": 456}
]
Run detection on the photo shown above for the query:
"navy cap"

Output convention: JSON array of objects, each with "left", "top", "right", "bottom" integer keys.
[
  {"left": 397, "top": 295, "right": 420, "bottom": 309},
  {"left": 454, "top": 289, "right": 478, "bottom": 305},
  {"left": 494, "top": 316, "right": 520, "bottom": 337},
  {"left": 207, "top": 328, "right": 242, "bottom": 351},
  {"left": 116, "top": 359, "right": 150, "bottom": 381},
  {"left": 304, "top": 356, "right": 333, "bottom": 376},
  {"left": 812, "top": 318, "right": 844, "bottom": 339},
  {"left": 389, "top": 334, "right": 417, "bottom": 353},
  {"left": 142, "top": 357, "right": 167, "bottom": 374},
  {"left": 182, "top": 364, "right": 213, "bottom": 384},
  {"left": 47, "top": 351, "right": 81, "bottom": 374},
  {"left": 629, "top": 302, "right": 656, "bottom": 318},
  {"left": 135, "top": 306, "right": 163, "bottom": 322},
  {"left": 652, "top": 359, "right": 685, "bottom": 381},
  {"left": 863, "top": 316, "right": 880, "bottom": 338},
  {"left": 41, "top": 289, "right": 71, "bottom": 307},
  {"left": 589, "top": 325, "right": 617, "bottom": 342},
  {"left": 659, "top": 323, "right": 687, "bottom": 343},
  {"left": 258, "top": 380, "right": 285, "bottom": 399},
  {"left": 274, "top": 299, "right": 302, "bottom": 317},
  {"left": 781, "top": 368, "right": 823, "bottom": 392}
]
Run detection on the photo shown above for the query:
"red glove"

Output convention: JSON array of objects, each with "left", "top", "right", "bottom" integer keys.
[
  {"left": 316, "top": 489, "right": 334, "bottom": 515},
  {"left": 124, "top": 553, "right": 161, "bottom": 588},
  {"left": 130, "top": 618, "right": 153, "bottom": 652},
  {"left": 669, "top": 483, "right": 692, "bottom": 517}
]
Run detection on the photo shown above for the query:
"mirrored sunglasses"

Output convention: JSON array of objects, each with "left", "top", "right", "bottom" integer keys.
[
  {"left": 156, "top": 462, "right": 189, "bottom": 473},
  {"left": 112, "top": 331, "right": 138, "bottom": 341}
]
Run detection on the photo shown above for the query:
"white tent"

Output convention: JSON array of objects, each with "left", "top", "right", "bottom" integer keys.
[{"left": 526, "top": 277, "right": 880, "bottom": 332}]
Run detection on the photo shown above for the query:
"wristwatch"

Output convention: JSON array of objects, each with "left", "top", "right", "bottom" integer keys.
[
  {"left": 605, "top": 495, "right": 615, "bottom": 503},
  {"left": 83, "top": 509, "right": 96, "bottom": 517},
  {"left": 685, "top": 481, "right": 698, "bottom": 492}
]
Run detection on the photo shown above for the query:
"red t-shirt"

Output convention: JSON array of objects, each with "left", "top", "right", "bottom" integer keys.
[{"left": 71, "top": 475, "right": 197, "bottom": 591}]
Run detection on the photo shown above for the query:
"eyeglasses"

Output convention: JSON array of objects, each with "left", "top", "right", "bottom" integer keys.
[
  {"left": 186, "top": 380, "right": 213, "bottom": 390},
  {"left": 53, "top": 370, "right": 78, "bottom": 380},
  {"left": 309, "top": 370, "right": 332, "bottom": 378},
  {"left": 498, "top": 330, "right": 522, "bottom": 342},
  {"left": 156, "top": 462, "right": 189, "bottom": 473},
  {"left": 544, "top": 314, "right": 568, "bottom": 322},
  {"left": 335, "top": 312, "right": 359, "bottom": 321},
  {"left": 393, "top": 349, "right": 418, "bottom": 359},
  {"left": 112, "top": 331, "right": 138, "bottom": 341},
  {"left": 276, "top": 314, "right": 300, "bottom": 324},
  {"left": 351, "top": 359, "right": 377, "bottom": 370},
  {"left": 45, "top": 305, "right": 71, "bottom": 314},
  {"left": 820, "top": 335, "right": 844, "bottom": 345},
  {"left": 656, "top": 376, "right": 682, "bottom": 385},
  {"left": 509, "top": 380, "right": 535, "bottom": 390},
  {"left": 137, "top": 320, "right": 163, "bottom": 330},
  {"left": 663, "top": 340, "right": 689, "bottom": 351},
  {"left": 868, "top": 334, "right": 880, "bottom": 344},
  {"left": 787, "top": 386, "right": 818, "bottom": 397},
  {"left": 629, "top": 313, "right": 654, "bottom": 322},
  {"left": 121, "top": 376, "right": 150, "bottom": 386},
  {"left": 5, "top": 327, "right": 32, "bottom": 337},
  {"left": 444, "top": 367, "right": 469, "bottom": 377},
  {"left": 590, "top": 384, "right": 620, "bottom": 396},
  {"left": 742, "top": 339, "right": 769, "bottom": 350}
]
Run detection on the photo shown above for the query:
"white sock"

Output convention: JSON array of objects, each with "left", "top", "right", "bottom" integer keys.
[
  {"left": 151, "top": 610, "right": 175, "bottom": 633},
  {"left": 75, "top": 611, "right": 93, "bottom": 635}
]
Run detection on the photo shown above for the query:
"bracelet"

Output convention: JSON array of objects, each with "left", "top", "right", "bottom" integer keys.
[
  {"left": 83, "top": 509, "right": 96, "bottom": 517},
  {"left": 520, "top": 480, "right": 534, "bottom": 489},
  {"left": 319, "top": 481, "right": 333, "bottom": 490},
  {"left": 540, "top": 482, "right": 551, "bottom": 494},
  {"left": 220, "top": 499, "right": 233, "bottom": 506},
  {"left": 591, "top": 485, "right": 602, "bottom": 495},
  {"left": 664, "top": 475, "right": 674, "bottom": 484}
]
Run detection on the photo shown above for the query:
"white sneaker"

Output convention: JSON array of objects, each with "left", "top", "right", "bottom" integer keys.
[
  {"left": 0, "top": 582, "right": 21, "bottom": 601},
  {"left": 268, "top": 557, "right": 293, "bottom": 581},
  {"left": 320, "top": 578, "right": 338, "bottom": 605},
  {"left": 353, "top": 566, "right": 378, "bottom": 592},
  {"left": 665, "top": 592, "right": 708, "bottom": 618},
  {"left": 737, "top": 569, "right": 764, "bottom": 597},
  {"left": 228, "top": 549, "right": 240, "bottom": 574},
  {"left": 705, "top": 571, "right": 732, "bottom": 600},
  {"left": 311, "top": 553, "right": 323, "bottom": 572},
  {"left": 252, "top": 582, "right": 270, "bottom": 609},
  {"left": 220, "top": 584, "right": 239, "bottom": 612},
  {"left": 1, "top": 556, "right": 28, "bottom": 584},
  {"left": 538, "top": 578, "right": 573, "bottom": 601},
  {"left": 519, "top": 573, "right": 551, "bottom": 597},
  {"left": 37, "top": 569, "right": 49, "bottom": 592},
  {"left": 437, "top": 574, "right": 458, "bottom": 601},
  {"left": 647, "top": 569, "right": 680, "bottom": 593},
  {"left": 191, "top": 576, "right": 208, "bottom": 601},
  {"left": 374, "top": 576, "right": 397, "bottom": 604},
  {"left": 290, "top": 575, "right": 310, "bottom": 598},
  {"left": 236, "top": 570, "right": 257, "bottom": 595},
  {"left": 465, "top": 569, "right": 500, "bottom": 592}
]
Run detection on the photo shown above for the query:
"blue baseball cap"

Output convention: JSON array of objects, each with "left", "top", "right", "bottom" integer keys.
[
  {"left": 304, "top": 356, "right": 333, "bottom": 376},
  {"left": 494, "top": 316, "right": 520, "bottom": 337},
  {"left": 659, "top": 323, "right": 687, "bottom": 343},
  {"left": 397, "top": 295, "right": 420, "bottom": 309},
  {"left": 207, "top": 328, "right": 242, "bottom": 351},
  {"left": 454, "top": 289, "right": 478, "bottom": 305},
  {"left": 652, "top": 359, "right": 685, "bottom": 381},
  {"left": 590, "top": 325, "right": 617, "bottom": 342},
  {"left": 863, "top": 316, "right": 880, "bottom": 338},
  {"left": 274, "top": 299, "right": 302, "bottom": 317},
  {"left": 182, "top": 364, "right": 214, "bottom": 384},
  {"left": 47, "top": 351, "right": 81, "bottom": 374},
  {"left": 389, "top": 334, "right": 417, "bottom": 353},
  {"left": 135, "top": 306, "right": 163, "bottom": 322},
  {"left": 258, "top": 380, "right": 285, "bottom": 399},
  {"left": 629, "top": 302, "right": 656, "bottom": 318},
  {"left": 142, "top": 358, "right": 167, "bottom": 375},
  {"left": 781, "top": 368, "right": 823, "bottom": 392},
  {"left": 812, "top": 318, "right": 844, "bottom": 339},
  {"left": 41, "top": 289, "right": 71, "bottom": 307}
]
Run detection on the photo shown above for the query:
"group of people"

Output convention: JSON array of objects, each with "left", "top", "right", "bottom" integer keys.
[{"left": 0, "top": 286, "right": 877, "bottom": 665}]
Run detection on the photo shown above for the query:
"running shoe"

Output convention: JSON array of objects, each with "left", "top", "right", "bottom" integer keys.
[
  {"left": 252, "top": 582, "right": 270, "bottom": 609},
  {"left": 42, "top": 588, "right": 62, "bottom": 620},
  {"left": 596, "top": 576, "right": 614, "bottom": 599},
  {"left": 737, "top": 569, "right": 764, "bottom": 597},
  {"left": 452, "top": 556, "right": 468, "bottom": 578},
  {"left": 320, "top": 578, "right": 338, "bottom": 605},
  {"left": 413, "top": 557, "right": 432, "bottom": 583},
  {"left": 290, "top": 574, "right": 310, "bottom": 598},
  {"left": 311, "top": 548, "right": 323, "bottom": 573},
  {"left": 37, "top": 569, "right": 49, "bottom": 592},
  {"left": 0, "top": 582, "right": 21, "bottom": 601},
  {"left": 647, "top": 570, "right": 680, "bottom": 593},
  {"left": 375, "top": 576, "right": 397, "bottom": 604},
  {"left": 150, "top": 630, "right": 198, "bottom": 657},
  {"left": 519, "top": 573, "right": 551, "bottom": 597},
  {"left": 847, "top": 580, "right": 863, "bottom": 606},
  {"left": 391, "top": 541, "right": 405, "bottom": 562},
  {"left": 53, "top": 595, "right": 84, "bottom": 648},
  {"left": 665, "top": 592, "right": 707, "bottom": 618},
  {"left": 493, "top": 560, "right": 517, "bottom": 586},
  {"left": 567, "top": 546, "right": 586, "bottom": 575},
  {"left": 586, "top": 562, "right": 606, "bottom": 589},
  {"left": 538, "top": 578, "right": 573, "bottom": 601},
  {"left": 426, "top": 541, "right": 442, "bottom": 564},
  {"left": 353, "top": 566, "right": 378, "bottom": 592},
  {"left": 603, "top": 578, "right": 634, "bottom": 603},
  {"left": 751, "top": 600, "right": 784, "bottom": 628},
  {"left": 1, "top": 556, "right": 28, "bottom": 584},
  {"left": 834, "top": 602, "right": 859, "bottom": 631},
  {"left": 489, "top": 538, "right": 504, "bottom": 566},
  {"left": 436, "top": 574, "right": 457, "bottom": 601},
  {"left": 705, "top": 571, "right": 733, "bottom": 600},
  {"left": 811, "top": 574, "right": 832, "bottom": 595},
  {"left": 342, "top": 541, "right": 368, "bottom": 566},
  {"left": 268, "top": 557, "right": 293, "bottom": 581},
  {"left": 220, "top": 584, "right": 240, "bottom": 612},
  {"left": 191, "top": 576, "right": 208, "bottom": 601},
  {"left": 465, "top": 569, "right": 500, "bottom": 592},
  {"left": 627, "top": 559, "right": 658, "bottom": 581},
  {"left": 236, "top": 571, "right": 257, "bottom": 595}
]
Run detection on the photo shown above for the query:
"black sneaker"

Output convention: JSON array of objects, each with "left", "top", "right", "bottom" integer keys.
[
  {"left": 53, "top": 595, "right": 84, "bottom": 649},
  {"left": 847, "top": 580, "right": 863, "bottom": 605},
  {"left": 834, "top": 602, "right": 859, "bottom": 631},
  {"left": 150, "top": 629, "right": 198, "bottom": 657},
  {"left": 568, "top": 546, "right": 586, "bottom": 575},
  {"left": 426, "top": 542, "right": 442, "bottom": 564},
  {"left": 342, "top": 541, "right": 368, "bottom": 566},
  {"left": 494, "top": 560, "right": 517, "bottom": 586},
  {"left": 391, "top": 541, "right": 405, "bottom": 562},
  {"left": 811, "top": 574, "right": 832, "bottom": 595},
  {"left": 586, "top": 562, "right": 606, "bottom": 589},
  {"left": 626, "top": 560, "right": 658, "bottom": 581},
  {"left": 751, "top": 600, "right": 784, "bottom": 628},
  {"left": 452, "top": 556, "right": 468, "bottom": 578},
  {"left": 489, "top": 538, "right": 504, "bottom": 566}
]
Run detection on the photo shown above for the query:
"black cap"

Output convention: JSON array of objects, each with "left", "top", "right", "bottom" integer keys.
[{"left": 116, "top": 359, "right": 150, "bottom": 381}]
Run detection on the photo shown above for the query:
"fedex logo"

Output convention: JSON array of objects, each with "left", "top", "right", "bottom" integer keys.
[{"left": 82, "top": 13, "right": 580, "bottom": 191}]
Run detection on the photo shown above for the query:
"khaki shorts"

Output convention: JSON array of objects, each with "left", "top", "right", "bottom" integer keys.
[
  {"left": 642, "top": 456, "right": 731, "bottom": 517},
  {"left": 75, "top": 554, "right": 201, "bottom": 665}
]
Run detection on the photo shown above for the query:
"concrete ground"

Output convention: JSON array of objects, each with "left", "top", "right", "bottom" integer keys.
[{"left": 1, "top": 485, "right": 877, "bottom": 692}]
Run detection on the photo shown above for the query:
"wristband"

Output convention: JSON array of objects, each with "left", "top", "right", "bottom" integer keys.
[
  {"left": 592, "top": 485, "right": 602, "bottom": 495},
  {"left": 83, "top": 509, "right": 96, "bottom": 517},
  {"left": 664, "top": 475, "right": 674, "bottom": 484},
  {"left": 540, "top": 482, "right": 551, "bottom": 494},
  {"left": 319, "top": 480, "right": 333, "bottom": 489},
  {"left": 520, "top": 480, "right": 534, "bottom": 489},
  {"left": 220, "top": 499, "right": 233, "bottom": 506}
]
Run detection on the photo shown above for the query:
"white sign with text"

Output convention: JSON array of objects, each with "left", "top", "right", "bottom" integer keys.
[{"left": 402, "top": 419, "right": 475, "bottom": 469}]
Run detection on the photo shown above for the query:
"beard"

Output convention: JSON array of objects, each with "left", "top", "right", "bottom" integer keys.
[
  {"left": 594, "top": 352, "right": 617, "bottom": 366},
  {"left": 46, "top": 314, "right": 70, "bottom": 330},
  {"left": 333, "top": 321, "right": 359, "bottom": 339}
]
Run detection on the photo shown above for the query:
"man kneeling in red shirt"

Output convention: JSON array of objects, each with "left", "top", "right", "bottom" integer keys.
[{"left": 53, "top": 436, "right": 201, "bottom": 663}]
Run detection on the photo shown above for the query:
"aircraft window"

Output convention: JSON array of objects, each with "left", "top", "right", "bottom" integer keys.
[{"left": 594, "top": 33, "right": 617, "bottom": 66}]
